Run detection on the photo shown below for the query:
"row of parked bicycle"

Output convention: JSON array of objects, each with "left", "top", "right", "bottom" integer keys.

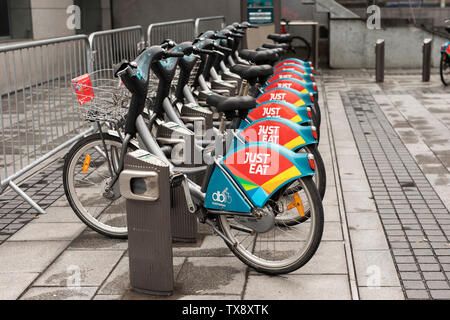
[{"left": 66, "top": 21, "right": 326, "bottom": 275}]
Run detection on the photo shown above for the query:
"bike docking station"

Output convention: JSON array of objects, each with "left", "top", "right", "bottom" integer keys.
[
  {"left": 119, "top": 149, "right": 174, "bottom": 296},
  {"left": 155, "top": 121, "right": 203, "bottom": 243}
]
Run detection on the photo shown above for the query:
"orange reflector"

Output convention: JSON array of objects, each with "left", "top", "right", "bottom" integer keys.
[
  {"left": 82, "top": 154, "right": 91, "bottom": 173},
  {"left": 287, "top": 193, "right": 305, "bottom": 217}
]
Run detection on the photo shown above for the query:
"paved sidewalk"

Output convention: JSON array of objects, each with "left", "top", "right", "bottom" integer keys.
[{"left": 3, "top": 68, "right": 449, "bottom": 300}]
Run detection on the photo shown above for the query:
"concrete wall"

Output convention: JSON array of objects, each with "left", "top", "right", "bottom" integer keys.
[
  {"left": 29, "top": 0, "right": 111, "bottom": 40},
  {"left": 350, "top": 7, "right": 450, "bottom": 28},
  {"left": 111, "top": 0, "right": 241, "bottom": 31},
  {"left": 30, "top": 0, "right": 77, "bottom": 40},
  {"left": 281, "top": 0, "right": 329, "bottom": 43},
  {"left": 330, "top": 18, "right": 448, "bottom": 68}
]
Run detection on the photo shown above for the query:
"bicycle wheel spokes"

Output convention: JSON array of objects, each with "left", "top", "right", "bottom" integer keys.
[
  {"left": 67, "top": 138, "right": 128, "bottom": 236},
  {"left": 219, "top": 178, "right": 318, "bottom": 271}
]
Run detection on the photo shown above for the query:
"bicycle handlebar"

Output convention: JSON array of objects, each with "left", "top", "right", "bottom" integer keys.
[{"left": 213, "top": 44, "right": 232, "bottom": 54}]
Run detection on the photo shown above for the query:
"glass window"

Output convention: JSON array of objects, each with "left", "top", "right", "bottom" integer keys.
[{"left": 0, "top": 0, "right": 10, "bottom": 38}]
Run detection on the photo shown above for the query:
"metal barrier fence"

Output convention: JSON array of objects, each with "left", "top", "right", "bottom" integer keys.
[
  {"left": 195, "top": 16, "right": 226, "bottom": 37},
  {"left": 88, "top": 26, "right": 144, "bottom": 73},
  {"left": 147, "top": 19, "right": 195, "bottom": 45},
  {"left": 0, "top": 35, "right": 96, "bottom": 213}
]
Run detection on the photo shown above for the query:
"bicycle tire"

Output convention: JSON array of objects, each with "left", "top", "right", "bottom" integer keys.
[
  {"left": 63, "top": 133, "right": 137, "bottom": 239},
  {"left": 217, "top": 176, "right": 324, "bottom": 275},
  {"left": 440, "top": 53, "right": 450, "bottom": 86}
]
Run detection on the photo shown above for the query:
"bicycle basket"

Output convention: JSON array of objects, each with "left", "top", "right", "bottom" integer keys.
[{"left": 71, "top": 69, "right": 130, "bottom": 123}]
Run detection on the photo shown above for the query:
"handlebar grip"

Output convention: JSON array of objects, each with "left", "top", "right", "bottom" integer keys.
[
  {"left": 214, "top": 44, "right": 232, "bottom": 54},
  {"left": 193, "top": 48, "right": 215, "bottom": 55},
  {"left": 214, "top": 35, "right": 229, "bottom": 40}
]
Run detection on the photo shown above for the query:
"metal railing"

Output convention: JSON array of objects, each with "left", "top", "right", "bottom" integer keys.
[
  {"left": 0, "top": 35, "right": 96, "bottom": 213},
  {"left": 195, "top": 16, "right": 226, "bottom": 36},
  {"left": 88, "top": 26, "right": 144, "bottom": 73},
  {"left": 147, "top": 19, "right": 195, "bottom": 45}
]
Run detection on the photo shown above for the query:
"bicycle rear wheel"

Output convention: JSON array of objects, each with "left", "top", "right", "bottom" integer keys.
[
  {"left": 290, "top": 36, "right": 311, "bottom": 62},
  {"left": 440, "top": 53, "right": 450, "bottom": 86},
  {"left": 217, "top": 176, "right": 323, "bottom": 275},
  {"left": 63, "top": 133, "right": 137, "bottom": 238}
]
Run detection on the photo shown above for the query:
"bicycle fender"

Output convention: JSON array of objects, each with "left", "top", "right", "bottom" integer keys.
[
  {"left": 238, "top": 117, "right": 317, "bottom": 150},
  {"left": 245, "top": 101, "right": 312, "bottom": 125},
  {"left": 275, "top": 58, "right": 312, "bottom": 69},
  {"left": 256, "top": 88, "right": 314, "bottom": 107},
  {"left": 267, "top": 70, "right": 314, "bottom": 84},
  {"left": 221, "top": 142, "right": 316, "bottom": 208},
  {"left": 263, "top": 78, "right": 317, "bottom": 95},
  {"left": 274, "top": 63, "right": 314, "bottom": 75},
  {"left": 204, "top": 165, "right": 253, "bottom": 213}
]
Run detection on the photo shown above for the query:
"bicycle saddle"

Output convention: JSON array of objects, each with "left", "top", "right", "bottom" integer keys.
[
  {"left": 256, "top": 47, "right": 284, "bottom": 55},
  {"left": 206, "top": 94, "right": 256, "bottom": 113},
  {"left": 230, "top": 64, "right": 273, "bottom": 82},
  {"left": 262, "top": 43, "right": 289, "bottom": 50},
  {"left": 239, "top": 49, "right": 279, "bottom": 64},
  {"left": 268, "top": 33, "right": 294, "bottom": 43}
]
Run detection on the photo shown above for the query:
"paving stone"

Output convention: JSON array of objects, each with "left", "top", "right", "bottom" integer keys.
[
  {"left": 175, "top": 257, "right": 246, "bottom": 296},
  {"left": 429, "top": 290, "right": 450, "bottom": 300},
  {"left": 20, "top": 287, "right": 97, "bottom": 300},
  {"left": 8, "top": 222, "right": 85, "bottom": 241},
  {"left": 33, "top": 250, "right": 124, "bottom": 287},
  {"left": 358, "top": 287, "right": 404, "bottom": 300},
  {"left": 350, "top": 229, "right": 389, "bottom": 250},
  {"left": 426, "top": 281, "right": 450, "bottom": 290},
  {"left": 33, "top": 207, "right": 81, "bottom": 223},
  {"left": 0, "top": 241, "right": 70, "bottom": 273},
  {"left": 353, "top": 250, "right": 400, "bottom": 287},
  {"left": 402, "top": 280, "right": 426, "bottom": 290},
  {"left": 422, "top": 272, "right": 447, "bottom": 281},
  {"left": 0, "top": 273, "right": 39, "bottom": 300},
  {"left": 244, "top": 274, "right": 351, "bottom": 300}
]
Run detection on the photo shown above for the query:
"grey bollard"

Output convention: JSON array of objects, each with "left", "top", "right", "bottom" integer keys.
[
  {"left": 422, "top": 38, "right": 432, "bottom": 82},
  {"left": 120, "top": 149, "right": 173, "bottom": 296},
  {"left": 375, "top": 39, "right": 385, "bottom": 83}
]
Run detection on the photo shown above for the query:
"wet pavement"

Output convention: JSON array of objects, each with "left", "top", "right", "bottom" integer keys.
[{"left": 0, "top": 69, "right": 449, "bottom": 299}]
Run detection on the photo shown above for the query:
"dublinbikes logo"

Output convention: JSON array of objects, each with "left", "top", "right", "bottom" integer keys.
[{"left": 212, "top": 188, "right": 232, "bottom": 205}]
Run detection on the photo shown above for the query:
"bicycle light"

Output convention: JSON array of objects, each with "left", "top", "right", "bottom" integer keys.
[
  {"left": 308, "top": 153, "right": 316, "bottom": 171},
  {"left": 311, "top": 126, "right": 318, "bottom": 140}
]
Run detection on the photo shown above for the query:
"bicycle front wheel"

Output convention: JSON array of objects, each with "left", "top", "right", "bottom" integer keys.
[
  {"left": 63, "top": 133, "right": 137, "bottom": 238},
  {"left": 217, "top": 176, "right": 324, "bottom": 275}
]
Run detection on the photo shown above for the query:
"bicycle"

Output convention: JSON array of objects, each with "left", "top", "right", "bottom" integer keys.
[
  {"left": 440, "top": 20, "right": 450, "bottom": 86},
  {"left": 64, "top": 44, "right": 324, "bottom": 275},
  {"left": 265, "top": 19, "right": 312, "bottom": 62}
]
